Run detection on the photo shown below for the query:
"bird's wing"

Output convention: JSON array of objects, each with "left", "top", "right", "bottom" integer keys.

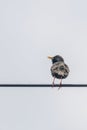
[{"left": 51, "top": 62, "right": 69, "bottom": 78}]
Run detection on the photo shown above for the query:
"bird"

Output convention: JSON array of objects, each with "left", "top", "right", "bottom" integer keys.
[{"left": 48, "top": 55, "right": 70, "bottom": 89}]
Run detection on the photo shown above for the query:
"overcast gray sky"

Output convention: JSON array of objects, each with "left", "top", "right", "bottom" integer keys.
[{"left": 0, "top": 0, "right": 87, "bottom": 129}]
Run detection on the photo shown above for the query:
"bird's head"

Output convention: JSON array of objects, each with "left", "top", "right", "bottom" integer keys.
[{"left": 48, "top": 55, "right": 64, "bottom": 64}]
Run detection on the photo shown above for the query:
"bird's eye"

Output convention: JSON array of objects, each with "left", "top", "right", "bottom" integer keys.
[{"left": 59, "top": 66, "right": 64, "bottom": 70}]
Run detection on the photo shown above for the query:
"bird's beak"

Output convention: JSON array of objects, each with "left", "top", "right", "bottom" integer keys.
[{"left": 48, "top": 56, "right": 53, "bottom": 59}]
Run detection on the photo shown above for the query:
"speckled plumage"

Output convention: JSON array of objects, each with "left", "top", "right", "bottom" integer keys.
[{"left": 51, "top": 61, "right": 69, "bottom": 79}]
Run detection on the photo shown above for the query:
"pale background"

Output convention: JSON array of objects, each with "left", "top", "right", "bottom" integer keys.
[{"left": 0, "top": 0, "right": 87, "bottom": 129}]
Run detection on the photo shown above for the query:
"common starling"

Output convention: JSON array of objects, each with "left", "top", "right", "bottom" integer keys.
[{"left": 48, "top": 55, "right": 70, "bottom": 89}]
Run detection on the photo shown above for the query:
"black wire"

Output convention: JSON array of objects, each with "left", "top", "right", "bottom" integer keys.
[{"left": 0, "top": 84, "right": 86, "bottom": 87}]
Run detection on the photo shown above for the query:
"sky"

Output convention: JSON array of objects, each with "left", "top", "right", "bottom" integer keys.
[{"left": 0, "top": 0, "right": 87, "bottom": 129}]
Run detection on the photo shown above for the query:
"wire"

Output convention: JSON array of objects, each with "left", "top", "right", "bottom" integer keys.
[{"left": 0, "top": 84, "right": 86, "bottom": 87}]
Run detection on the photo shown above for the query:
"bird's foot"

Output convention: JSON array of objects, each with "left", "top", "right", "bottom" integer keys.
[
  {"left": 52, "top": 77, "right": 55, "bottom": 88},
  {"left": 52, "top": 82, "right": 54, "bottom": 88},
  {"left": 58, "top": 80, "right": 62, "bottom": 90},
  {"left": 52, "top": 78, "right": 62, "bottom": 90}
]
